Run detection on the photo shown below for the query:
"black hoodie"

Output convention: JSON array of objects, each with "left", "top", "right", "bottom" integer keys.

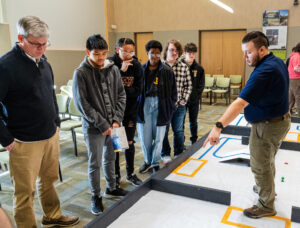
[
  {"left": 108, "top": 53, "right": 143, "bottom": 121},
  {"left": 182, "top": 59, "right": 205, "bottom": 104}
]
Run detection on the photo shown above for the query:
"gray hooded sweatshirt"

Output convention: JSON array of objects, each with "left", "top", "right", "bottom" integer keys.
[{"left": 72, "top": 57, "right": 126, "bottom": 134}]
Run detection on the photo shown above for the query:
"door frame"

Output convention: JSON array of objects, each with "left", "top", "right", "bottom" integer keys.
[{"left": 134, "top": 32, "right": 153, "bottom": 57}]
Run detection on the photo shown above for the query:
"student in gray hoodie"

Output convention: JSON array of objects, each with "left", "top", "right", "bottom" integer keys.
[{"left": 72, "top": 34, "right": 127, "bottom": 216}]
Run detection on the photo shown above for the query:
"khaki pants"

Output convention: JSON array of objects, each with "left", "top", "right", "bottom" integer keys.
[
  {"left": 9, "top": 131, "right": 61, "bottom": 228},
  {"left": 249, "top": 117, "right": 290, "bottom": 212}
]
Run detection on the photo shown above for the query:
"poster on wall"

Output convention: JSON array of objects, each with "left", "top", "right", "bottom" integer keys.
[
  {"left": 262, "top": 26, "right": 287, "bottom": 49},
  {"left": 263, "top": 10, "right": 288, "bottom": 26},
  {"left": 262, "top": 9, "right": 288, "bottom": 59}
]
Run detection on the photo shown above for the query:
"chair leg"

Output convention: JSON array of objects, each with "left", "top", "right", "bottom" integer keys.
[
  {"left": 71, "top": 128, "right": 78, "bottom": 157},
  {"left": 209, "top": 91, "right": 212, "bottom": 105},
  {"left": 226, "top": 92, "right": 229, "bottom": 105},
  {"left": 59, "top": 163, "right": 63, "bottom": 182},
  {"left": 214, "top": 93, "right": 217, "bottom": 104}
]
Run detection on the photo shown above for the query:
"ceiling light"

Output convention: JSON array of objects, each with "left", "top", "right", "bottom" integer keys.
[{"left": 210, "top": 0, "right": 234, "bottom": 14}]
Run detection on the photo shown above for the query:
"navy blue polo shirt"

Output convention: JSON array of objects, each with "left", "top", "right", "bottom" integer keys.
[{"left": 239, "top": 52, "right": 289, "bottom": 123}]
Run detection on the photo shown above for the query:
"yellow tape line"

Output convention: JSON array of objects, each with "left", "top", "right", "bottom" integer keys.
[
  {"left": 284, "top": 132, "right": 300, "bottom": 142},
  {"left": 172, "top": 158, "right": 207, "bottom": 177},
  {"left": 221, "top": 206, "right": 291, "bottom": 228}
]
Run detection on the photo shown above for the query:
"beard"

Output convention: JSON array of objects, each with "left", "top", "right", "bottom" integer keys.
[{"left": 248, "top": 54, "right": 261, "bottom": 67}]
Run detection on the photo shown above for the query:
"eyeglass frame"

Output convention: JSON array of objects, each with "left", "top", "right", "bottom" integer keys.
[
  {"left": 24, "top": 37, "right": 51, "bottom": 48},
  {"left": 148, "top": 53, "right": 161, "bottom": 58},
  {"left": 119, "top": 48, "right": 135, "bottom": 57},
  {"left": 168, "top": 48, "right": 178, "bottom": 54}
]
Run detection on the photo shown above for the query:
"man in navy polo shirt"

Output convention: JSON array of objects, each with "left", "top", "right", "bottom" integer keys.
[{"left": 203, "top": 31, "right": 290, "bottom": 219}]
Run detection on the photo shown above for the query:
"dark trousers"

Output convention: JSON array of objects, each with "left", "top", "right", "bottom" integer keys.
[
  {"left": 115, "top": 119, "right": 136, "bottom": 178},
  {"left": 161, "top": 105, "right": 186, "bottom": 157},
  {"left": 186, "top": 101, "right": 199, "bottom": 144}
]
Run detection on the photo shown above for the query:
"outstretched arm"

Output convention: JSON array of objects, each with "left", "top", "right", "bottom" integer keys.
[{"left": 203, "top": 98, "right": 248, "bottom": 147}]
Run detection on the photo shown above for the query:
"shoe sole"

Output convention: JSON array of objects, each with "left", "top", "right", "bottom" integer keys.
[
  {"left": 42, "top": 219, "right": 80, "bottom": 227},
  {"left": 126, "top": 179, "right": 141, "bottom": 187},
  {"left": 139, "top": 166, "right": 152, "bottom": 174},
  {"left": 103, "top": 193, "right": 123, "bottom": 199},
  {"left": 91, "top": 209, "right": 103, "bottom": 216},
  {"left": 243, "top": 210, "right": 276, "bottom": 219}
]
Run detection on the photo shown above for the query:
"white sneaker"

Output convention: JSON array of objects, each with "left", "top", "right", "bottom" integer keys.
[{"left": 162, "top": 156, "right": 172, "bottom": 164}]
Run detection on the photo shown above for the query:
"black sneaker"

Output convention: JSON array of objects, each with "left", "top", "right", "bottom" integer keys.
[
  {"left": 126, "top": 174, "right": 143, "bottom": 186},
  {"left": 152, "top": 166, "right": 160, "bottom": 174},
  {"left": 104, "top": 187, "right": 129, "bottom": 199},
  {"left": 139, "top": 162, "right": 152, "bottom": 174},
  {"left": 91, "top": 195, "right": 104, "bottom": 215}
]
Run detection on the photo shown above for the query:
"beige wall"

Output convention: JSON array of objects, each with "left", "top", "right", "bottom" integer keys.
[
  {"left": 2, "top": 0, "right": 106, "bottom": 93},
  {"left": 0, "top": 23, "right": 11, "bottom": 55},
  {"left": 45, "top": 50, "right": 86, "bottom": 92},
  {"left": 107, "top": 0, "right": 300, "bottom": 32},
  {"left": 4, "top": 0, "right": 106, "bottom": 50},
  {"left": 107, "top": 0, "right": 300, "bottom": 81}
]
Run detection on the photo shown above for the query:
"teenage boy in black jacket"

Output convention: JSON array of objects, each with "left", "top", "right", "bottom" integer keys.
[
  {"left": 137, "top": 40, "right": 177, "bottom": 174},
  {"left": 182, "top": 43, "right": 205, "bottom": 144},
  {"left": 108, "top": 38, "right": 143, "bottom": 186}
]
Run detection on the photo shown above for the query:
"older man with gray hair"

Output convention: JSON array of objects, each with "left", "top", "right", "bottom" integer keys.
[{"left": 0, "top": 16, "right": 79, "bottom": 227}]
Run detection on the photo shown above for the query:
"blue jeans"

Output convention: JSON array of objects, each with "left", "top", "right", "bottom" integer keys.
[
  {"left": 186, "top": 101, "right": 199, "bottom": 144},
  {"left": 161, "top": 105, "right": 186, "bottom": 157},
  {"left": 137, "top": 97, "right": 166, "bottom": 167}
]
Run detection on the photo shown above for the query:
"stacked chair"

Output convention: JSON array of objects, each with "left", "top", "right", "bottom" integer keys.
[
  {"left": 202, "top": 76, "right": 214, "bottom": 105},
  {"left": 212, "top": 77, "right": 231, "bottom": 105},
  {"left": 58, "top": 81, "right": 83, "bottom": 157},
  {"left": 229, "top": 75, "right": 242, "bottom": 102}
]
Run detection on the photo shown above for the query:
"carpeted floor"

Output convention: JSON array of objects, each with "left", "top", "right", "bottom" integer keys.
[{"left": 0, "top": 96, "right": 231, "bottom": 227}]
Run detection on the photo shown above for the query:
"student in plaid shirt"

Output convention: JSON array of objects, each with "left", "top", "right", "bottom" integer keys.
[{"left": 161, "top": 39, "right": 192, "bottom": 163}]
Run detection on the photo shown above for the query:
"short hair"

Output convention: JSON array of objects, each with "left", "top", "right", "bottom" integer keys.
[
  {"left": 184, "top": 43, "right": 197, "bottom": 53},
  {"left": 86, "top": 34, "right": 108, "bottom": 51},
  {"left": 163, "top": 39, "right": 183, "bottom": 60},
  {"left": 116, "top": 38, "right": 135, "bottom": 48},
  {"left": 145, "top": 40, "right": 162, "bottom": 52},
  {"left": 292, "top": 43, "right": 300, "bottom": 53},
  {"left": 17, "top": 16, "right": 49, "bottom": 38},
  {"left": 242, "top": 31, "right": 269, "bottom": 49}
]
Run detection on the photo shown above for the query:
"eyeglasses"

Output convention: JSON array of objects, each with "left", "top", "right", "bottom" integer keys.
[
  {"left": 25, "top": 38, "right": 51, "bottom": 48},
  {"left": 120, "top": 48, "right": 135, "bottom": 56},
  {"left": 149, "top": 53, "right": 161, "bottom": 58},
  {"left": 168, "top": 48, "right": 178, "bottom": 54}
]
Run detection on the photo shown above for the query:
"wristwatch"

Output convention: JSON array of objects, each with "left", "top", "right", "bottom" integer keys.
[{"left": 215, "top": 121, "right": 224, "bottom": 130}]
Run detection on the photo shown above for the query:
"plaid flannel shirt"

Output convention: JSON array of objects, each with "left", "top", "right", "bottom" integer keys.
[{"left": 164, "top": 60, "right": 192, "bottom": 105}]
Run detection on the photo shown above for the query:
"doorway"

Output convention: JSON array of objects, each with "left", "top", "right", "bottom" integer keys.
[
  {"left": 135, "top": 32, "right": 153, "bottom": 65},
  {"left": 200, "top": 30, "right": 246, "bottom": 86}
]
